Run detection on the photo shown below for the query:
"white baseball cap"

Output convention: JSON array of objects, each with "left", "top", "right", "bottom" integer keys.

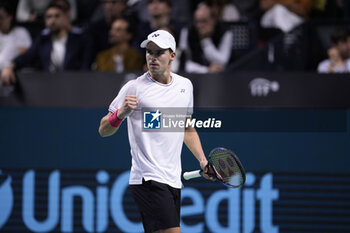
[{"left": 140, "top": 30, "right": 176, "bottom": 52}]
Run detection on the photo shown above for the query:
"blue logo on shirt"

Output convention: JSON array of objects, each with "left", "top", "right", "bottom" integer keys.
[{"left": 143, "top": 110, "right": 162, "bottom": 129}]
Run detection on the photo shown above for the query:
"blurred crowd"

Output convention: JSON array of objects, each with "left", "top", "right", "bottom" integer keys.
[{"left": 0, "top": 0, "right": 350, "bottom": 85}]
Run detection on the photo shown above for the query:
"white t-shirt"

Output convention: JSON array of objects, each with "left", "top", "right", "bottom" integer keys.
[
  {"left": 109, "top": 72, "right": 193, "bottom": 189},
  {"left": 50, "top": 35, "right": 68, "bottom": 71},
  {"left": 317, "top": 59, "right": 350, "bottom": 73},
  {"left": 0, "top": 26, "right": 32, "bottom": 69}
]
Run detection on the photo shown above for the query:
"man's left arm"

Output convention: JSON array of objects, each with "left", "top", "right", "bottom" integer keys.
[{"left": 184, "top": 121, "right": 214, "bottom": 180}]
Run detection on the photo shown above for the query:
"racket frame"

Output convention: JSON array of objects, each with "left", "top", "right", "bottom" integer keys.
[
  {"left": 183, "top": 147, "right": 246, "bottom": 188},
  {"left": 208, "top": 147, "right": 246, "bottom": 188}
]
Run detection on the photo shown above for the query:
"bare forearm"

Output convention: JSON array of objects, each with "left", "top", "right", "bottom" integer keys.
[
  {"left": 184, "top": 126, "right": 216, "bottom": 180},
  {"left": 98, "top": 113, "right": 119, "bottom": 137},
  {"left": 99, "top": 96, "right": 137, "bottom": 137},
  {"left": 184, "top": 126, "right": 206, "bottom": 163}
]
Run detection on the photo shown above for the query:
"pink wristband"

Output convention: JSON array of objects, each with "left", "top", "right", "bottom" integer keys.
[{"left": 108, "top": 109, "right": 124, "bottom": 128}]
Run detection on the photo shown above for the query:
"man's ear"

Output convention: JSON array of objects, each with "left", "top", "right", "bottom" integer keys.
[{"left": 170, "top": 51, "right": 176, "bottom": 61}]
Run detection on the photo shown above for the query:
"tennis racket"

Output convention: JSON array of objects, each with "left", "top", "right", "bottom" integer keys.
[{"left": 183, "top": 147, "right": 246, "bottom": 188}]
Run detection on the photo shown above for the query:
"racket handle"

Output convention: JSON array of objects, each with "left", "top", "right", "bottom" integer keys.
[{"left": 183, "top": 170, "right": 202, "bottom": 180}]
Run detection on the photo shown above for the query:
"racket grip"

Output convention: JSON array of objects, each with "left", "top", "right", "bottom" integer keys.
[{"left": 183, "top": 170, "right": 202, "bottom": 180}]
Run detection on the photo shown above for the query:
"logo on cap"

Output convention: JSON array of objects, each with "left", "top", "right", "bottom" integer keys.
[{"left": 152, "top": 34, "right": 160, "bottom": 38}]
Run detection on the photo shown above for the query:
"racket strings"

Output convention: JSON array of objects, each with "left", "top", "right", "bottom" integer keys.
[{"left": 209, "top": 149, "right": 245, "bottom": 187}]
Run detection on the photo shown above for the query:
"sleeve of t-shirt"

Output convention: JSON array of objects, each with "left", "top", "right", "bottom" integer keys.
[
  {"left": 16, "top": 0, "right": 31, "bottom": 22},
  {"left": 317, "top": 60, "right": 330, "bottom": 73},
  {"left": 14, "top": 27, "right": 32, "bottom": 48},
  {"left": 201, "top": 30, "right": 233, "bottom": 66},
  {"left": 185, "top": 60, "right": 209, "bottom": 73},
  {"left": 108, "top": 80, "right": 136, "bottom": 113}
]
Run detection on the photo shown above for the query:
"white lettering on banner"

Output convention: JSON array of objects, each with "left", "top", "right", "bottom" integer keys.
[{"left": 0, "top": 170, "right": 279, "bottom": 232}]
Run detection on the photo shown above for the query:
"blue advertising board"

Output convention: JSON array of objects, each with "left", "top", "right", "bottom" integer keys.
[{"left": 1, "top": 107, "right": 350, "bottom": 232}]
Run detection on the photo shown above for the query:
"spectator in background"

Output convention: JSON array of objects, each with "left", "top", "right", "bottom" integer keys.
[
  {"left": 147, "top": 0, "right": 171, "bottom": 29},
  {"left": 317, "top": 27, "right": 350, "bottom": 73},
  {"left": 16, "top": 0, "right": 77, "bottom": 23},
  {"left": 261, "top": 0, "right": 313, "bottom": 18},
  {"left": 85, "top": 0, "right": 128, "bottom": 68},
  {"left": 133, "top": 0, "right": 182, "bottom": 52},
  {"left": 206, "top": 0, "right": 241, "bottom": 22},
  {"left": 176, "top": 3, "right": 233, "bottom": 73},
  {"left": 0, "top": 2, "right": 32, "bottom": 70},
  {"left": 94, "top": 18, "right": 143, "bottom": 72},
  {"left": 260, "top": 0, "right": 313, "bottom": 33},
  {"left": 1, "top": 0, "right": 88, "bottom": 85},
  {"left": 137, "top": 0, "right": 191, "bottom": 25}
]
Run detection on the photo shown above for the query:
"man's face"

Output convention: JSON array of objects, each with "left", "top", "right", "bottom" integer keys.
[
  {"left": 103, "top": 0, "right": 126, "bottom": 23},
  {"left": 146, "top": 42, "right": 175, "bottom": 75},
  {"left": 194, "top": 6, "right": 215, "bottom": 37},
  {"left": 148, "top": 0, "right": 170, "bottom": 18},
  {"left": 335, "top": 39, "right": 350, "bottom": 60},
  {"left": 45, "top": 8, "right": 65, "bottom": 34},
  {"left": 109, "top": 19, "right": 130, "bottom": 45}
]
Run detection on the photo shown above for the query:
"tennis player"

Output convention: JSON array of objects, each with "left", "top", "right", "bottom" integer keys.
[{"left": 98, "top": 29, "right": 213, "bottom": 233}]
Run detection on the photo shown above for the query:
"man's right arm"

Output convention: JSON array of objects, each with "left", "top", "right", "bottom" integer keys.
[
  {"left": 98, "top": 112, "right": 120, "bottom": 137},
  {"left": 1, "top": 62, "right": 16, "bottom": 85},
  {"left": 98, "top": 95, "right": 138, "bottom": 137}
]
